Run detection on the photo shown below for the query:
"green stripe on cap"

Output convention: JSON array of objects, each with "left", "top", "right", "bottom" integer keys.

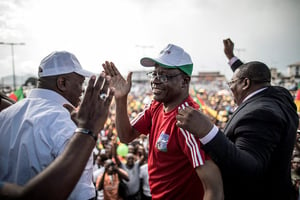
[{"left": 154, "top": 61, "right": 193, "bottom": 76}]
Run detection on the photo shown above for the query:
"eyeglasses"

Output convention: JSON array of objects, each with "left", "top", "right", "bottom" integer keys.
[
  {"left": 146, "top": 71, "right": 182, "bottom": 83},
  {"left": 226, "top": 77, "right": 245, "bottom": 87}
]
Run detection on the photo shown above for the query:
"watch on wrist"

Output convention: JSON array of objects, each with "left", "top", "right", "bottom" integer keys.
[{"left": 75, "top": 128, "right": 97, "bottom": 141}]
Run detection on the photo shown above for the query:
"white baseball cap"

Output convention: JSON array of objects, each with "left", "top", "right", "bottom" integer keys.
[
  {"left": 38, "top": 51, "right": 93, "bottom": 78},
  {"left": 140, "top": 44, "right": 193, "bottom": 76}
]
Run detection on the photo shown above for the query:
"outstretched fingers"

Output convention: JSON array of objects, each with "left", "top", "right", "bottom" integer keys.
[
  {"left": 76, "top": 72, "right": 115, "bottom": 133},
  {"left": 126, "top": 72, "right": 133, "bottom": 89},
  {"left": 102, "top": 61, "right": 120, "bottom": 77},
  {"left": 93, "top": 73, "right": 106, "bottom": 98},
  {"left": 102, "top": 62, "right": 111, "bottom": 76},
  {"left": 109, "top": 61, "right": 121, "bottom": 76},
  {"left": 104, "top": 87, "right": 114, "bottom": 107},
  {"left": 80, "top": 75, "right": 96, "bottom": 105}
]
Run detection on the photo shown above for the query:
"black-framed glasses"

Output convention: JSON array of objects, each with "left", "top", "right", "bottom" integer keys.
[
  {"left": 226, "top": 77, "right": 245, "bottom": 87},
  {"left": 146, "top": 71, "right": 182, "bottom": 83}
]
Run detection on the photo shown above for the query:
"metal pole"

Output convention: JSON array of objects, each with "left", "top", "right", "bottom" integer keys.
[{"left": 11, "top": 44, "right": 16, "bottom": 90}]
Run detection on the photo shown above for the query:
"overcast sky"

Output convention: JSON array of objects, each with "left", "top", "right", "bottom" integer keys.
[{"left": 0, "top": 0, "right": 300, "bottom": 80}]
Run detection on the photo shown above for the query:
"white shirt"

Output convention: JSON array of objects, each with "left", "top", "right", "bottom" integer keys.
[
  {"left": 0, "top": 88, "right": 95, "bottom": 200},
  {"left": 121, "top": 161, "right": 141, "bottom": 195},
  {"left": 228, "top": 56, "right": 239, "bottom": 66},
  {"left": 140, "top": 164, "right": 151, "bottom": 197},
  {"left": 93, "top": 167, "right": 105, "bottom": 200}
]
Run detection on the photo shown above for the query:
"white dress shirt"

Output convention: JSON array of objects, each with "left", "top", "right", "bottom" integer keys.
[{"left": 0, "top": 88, "right": 95, "bottom": 200}]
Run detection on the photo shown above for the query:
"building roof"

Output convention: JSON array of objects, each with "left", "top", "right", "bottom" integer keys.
[{"left": 289, "top": 61, "right": 300, "bottom": 66}]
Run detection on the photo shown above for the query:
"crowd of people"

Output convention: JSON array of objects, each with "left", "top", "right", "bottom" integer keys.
[{"left": 1, "top": 38, "right": 300, "bottom": 200}]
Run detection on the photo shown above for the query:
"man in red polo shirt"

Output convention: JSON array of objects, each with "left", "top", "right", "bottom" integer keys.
[{"left": 102, "top": 44, "right": 223, "bottom": 200}]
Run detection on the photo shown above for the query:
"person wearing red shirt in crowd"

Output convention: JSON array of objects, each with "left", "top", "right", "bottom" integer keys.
[
  {"left": 102, "top": 44, "right": 223, "bottom": 200},
  {"left": 96, "top": 159, "right": 129, "bottom": 200}
]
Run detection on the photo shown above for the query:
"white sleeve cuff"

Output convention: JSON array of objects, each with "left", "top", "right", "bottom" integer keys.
[
  {"left": 228, "top": 56, "right": 238, "bottom": 66},
  {"left": 199, "top": 125, "right": 219, "bottom": 144}
]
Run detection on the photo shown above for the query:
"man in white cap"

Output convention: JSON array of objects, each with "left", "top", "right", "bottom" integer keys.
[
  {"left": 102, "top": 44, "right": 223, "bottom": 200},
  {"left": 0, "top": 51, "right": 97, "bottom": 200},
  {"left": 0, "top": 71, "right": 114, "bottom": 199}
]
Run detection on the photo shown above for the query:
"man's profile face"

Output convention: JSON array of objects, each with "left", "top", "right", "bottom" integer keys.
[
  {"left": 62, "top": 73, "right": 85, "bottom": 107},
  {"left": 228, "top": 69, "right": 245, "bottom": 106}
]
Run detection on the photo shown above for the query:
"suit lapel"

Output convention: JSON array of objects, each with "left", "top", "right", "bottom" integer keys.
[
  {"left": 223, "top": 89, "right": 267, "bottom": 134},
  {"left": 223, "top": 103, "right": 245, "bottom": 134}
]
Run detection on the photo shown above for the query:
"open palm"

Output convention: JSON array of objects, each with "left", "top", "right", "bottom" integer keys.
[{"left": 102, "top": 61, "right": 132, "bottom": 98}]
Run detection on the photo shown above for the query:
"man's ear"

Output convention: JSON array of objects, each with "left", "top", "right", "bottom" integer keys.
[
  {"left": 242, "top": 78, "right": 251, "bottom": 90},
  {"left": 56, "top": 76, "right": 67, "bottom": 91},
  {"left": 182, "top": 76, "right": 190, "bottom": 88}
]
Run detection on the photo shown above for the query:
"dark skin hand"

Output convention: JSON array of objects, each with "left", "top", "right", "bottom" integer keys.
[
  {"left": 102, "top": 61, "right": 132, "bottom": 99},
  {"left": 65, "top": 73, "right": 114, "bottom": 134},
  {"left": 223, "top": 38, "right": 235, "bottom": 60},
  {"left": 176, "top": 106, "right": 214, "bottom": 138}
]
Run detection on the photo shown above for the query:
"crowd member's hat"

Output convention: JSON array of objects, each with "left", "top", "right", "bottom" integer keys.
[
  {"left": 38, "top": 51, "right": 93, "bottom": 77},
  {"left": 140, "top": 44, "right": 193, "bottom": 76}
]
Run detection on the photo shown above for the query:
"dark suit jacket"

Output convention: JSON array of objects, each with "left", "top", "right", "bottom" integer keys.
[{"left": 202, "top": 59, "right": 299, "bottom": 200}]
